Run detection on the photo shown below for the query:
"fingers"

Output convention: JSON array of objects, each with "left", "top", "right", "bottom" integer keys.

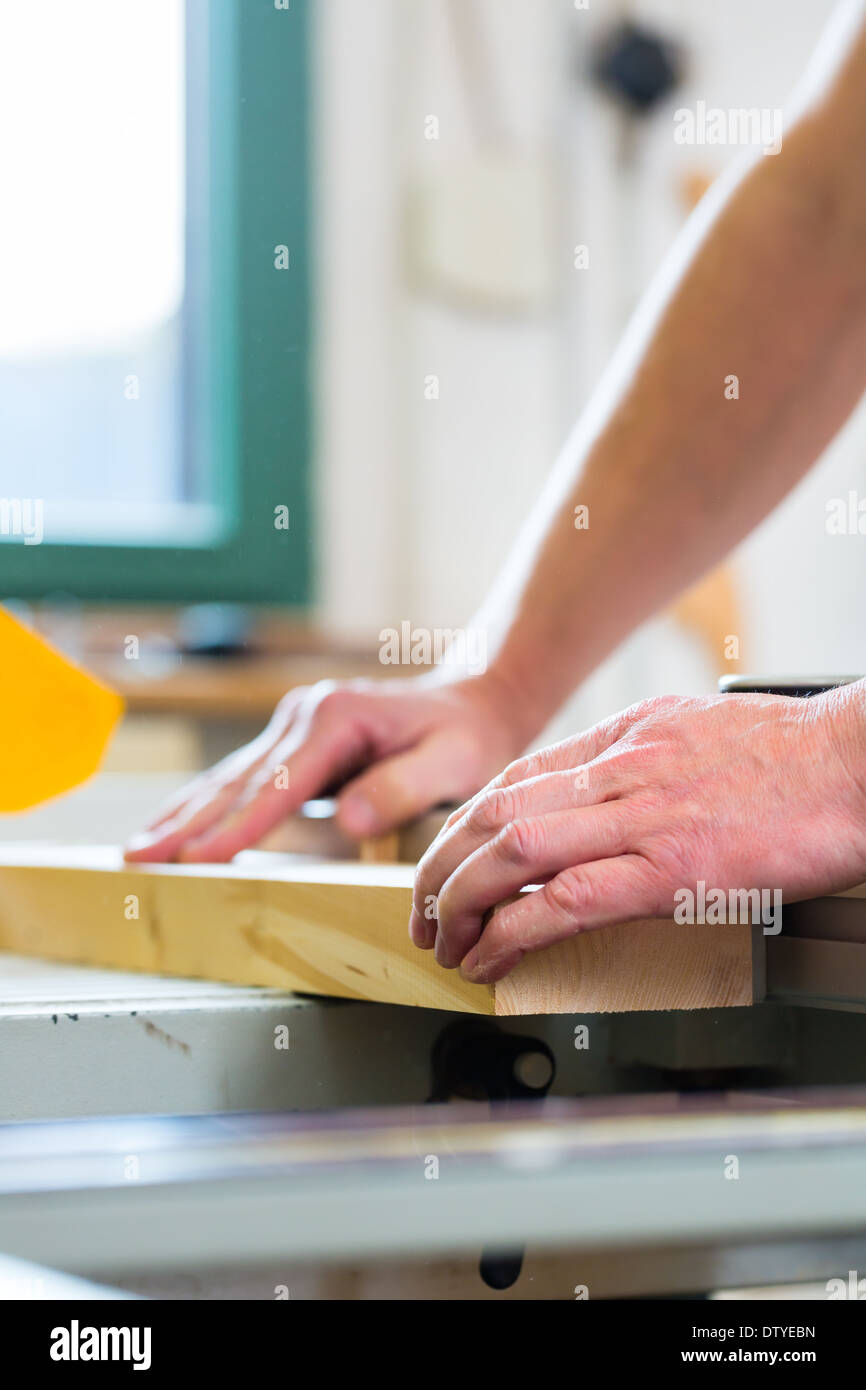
[
  {"left": 409, "top": 706, "right": 645, "bottom": 918},
  {"left": 124, "top": 739, "right": 277, "bottom": 860},
  {"left": 175, "top": 695, "right": 373, "bottom": 862},
  {"left": 176, "top": 775, "right": 306, "bottom": 862},
  {"left": 459, "top": 854, "right": 663, "bottom": 983},
  {"left": 337, "top": 730, "right": 485, "bottom": 839},
  {"left": 125, "top": 683, "right": 372, "bottom": 864},
  {"left": 409, "top": 699, "right": 672, "bottom": 950},
  {"left": 124, "top": 779, "right": 260, "bottom": 863},
  {"left": 135, "top": 692, "right": 307, "bottom": 838},
  {"left": 412, "top": 766, "right": 617, "bottom": 935},
  {"left": 129, "top": 741, "right": 266, "bottom": 845},
  {"left": 124, "top": 693, "right": 310, "bottom": 861},
  {"left": 431, "top": 804, "right": 634, "bottom": 967}
]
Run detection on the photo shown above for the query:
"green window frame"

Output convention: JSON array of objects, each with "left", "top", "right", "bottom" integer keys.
[{"left": 2, "top": 0, "right": 311, "bottom": 606}]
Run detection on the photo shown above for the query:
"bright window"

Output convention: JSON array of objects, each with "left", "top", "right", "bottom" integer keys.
[{"left": 0, "top": 0, "right": 311, "bottom": 604}]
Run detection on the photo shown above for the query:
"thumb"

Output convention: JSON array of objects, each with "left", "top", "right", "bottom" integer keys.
[{"left": 336, "top": 732, "right": 481, "bottom": 837}]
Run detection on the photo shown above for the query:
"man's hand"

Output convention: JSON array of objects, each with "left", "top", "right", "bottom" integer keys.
[
  {"left": 411, "top": 683, "right": 866, "bottom": 983},
  {"left": 124, "top": 672, "right": 530, "bottom": 863}
]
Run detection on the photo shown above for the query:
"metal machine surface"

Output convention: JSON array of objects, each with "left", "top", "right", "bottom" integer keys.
[{"left": 1, "top": 1090, "right": 866, "bottom": 1299}]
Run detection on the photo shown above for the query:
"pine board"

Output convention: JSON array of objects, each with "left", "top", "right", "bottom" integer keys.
[{"left": 0, "top": 845, "right": 757, "bottom": 1015}]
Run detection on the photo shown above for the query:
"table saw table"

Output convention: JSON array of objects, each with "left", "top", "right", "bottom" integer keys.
[{"left": 2, "top": 914, "right": 866, "bottom": 1299}]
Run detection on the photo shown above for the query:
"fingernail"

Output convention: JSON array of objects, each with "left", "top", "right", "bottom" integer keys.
[
  {"left": 408, "top": 908, "right": 435, "bottom": 949},
  {"left": 339, "top": 796, "right": 377, "bottom": 836},
  {"left": 434, "top": 934, "right": 456, "bottom": 969},
  {"left": 459, "top": 947, "right": 481, "bottom": 980}
]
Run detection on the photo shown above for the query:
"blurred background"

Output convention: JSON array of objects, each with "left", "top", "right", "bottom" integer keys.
[{"left": 2, "top": 0, "right": 865, "bottom": 843}]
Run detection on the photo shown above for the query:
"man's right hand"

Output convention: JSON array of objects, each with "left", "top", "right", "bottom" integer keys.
[{"left": 123, "top": 673, "right": 529, "bottom": 864}]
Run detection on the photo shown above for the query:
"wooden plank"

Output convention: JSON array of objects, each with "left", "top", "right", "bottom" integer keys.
[
  {"left": 0, "top": 846, "right": 756, "bottom": 1015},
  {"left": 359, "top": 831, "right": 401, "bottom": 864},
  {"left": 35, "top": 609, "right": 414, "bottom": 718},
  {"left": 0, "top": 847, "right": 491, "bottom": 1016},
  {"left": 259, "top": 802, "right": 450, "bottom": 863},
  {"left": 495, "top": 919, "right": 755, "bottom": 1016}
]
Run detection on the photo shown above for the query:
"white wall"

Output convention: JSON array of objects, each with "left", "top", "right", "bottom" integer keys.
[
  {"left": 313, "top": 0, "right": 866, "bottom": 747},
  {"left": 634, "top": 0, "right": 866, "bottom": 679}
]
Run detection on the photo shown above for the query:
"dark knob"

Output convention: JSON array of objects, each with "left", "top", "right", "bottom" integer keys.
[{"left": 591, "top": 21, "right": 682, "bottom": 114}]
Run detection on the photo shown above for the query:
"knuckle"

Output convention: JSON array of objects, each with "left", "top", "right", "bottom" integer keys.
[
  {"left": 544, "top": 869, "right": 594, "bottom": 921},
  {"left": 466, "top": 787, "right": 514, "bottom": 836},
  {"left": 616, "top": 697, "right": 653, "bottom": 727},
  {"left": 414, "top": 847, "right": 436, "bottom": 886},
  {"left": 273, "top": 686, "right": 305, "bottom": 720},
  {"left": 647, "top": 825, "right": 693, "bottom": 880},
  {"left": 639, "top": 868, "right": 668, "bottom": 921},
  {"left": 311, "top": 683, "right": 354, "bottom": 720},
  {"left": 500, "top": 755, "right": 538, "bottom": 788},
  {"left": 494, "top": 817, "right": 543, "bottom": 866},
  {"left": 595, "top": 743, "right": 652, "bottom": 786},
  {"left": 442, "top": 800, "right": 470, "bottom": 833},
  {"left": 636, "top": 693, "right": 682, "bottom": 721},
  {"left": 244, "top": 770, "right": 270, "bottom": 799},
  {"left": 622, "top": 699, "right": 654, "bottom": 725},
  {"left": 435, "top": 880, "right": 456, "bottom": 922}
]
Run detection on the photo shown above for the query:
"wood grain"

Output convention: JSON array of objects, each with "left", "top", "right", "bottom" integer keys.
[
  {"left": 359, "top": 832, "right": 401, "bottom": 864},
  {"left": 494, "top": 918, "right": 755, "bottom": 1016},
  {"left": 0, "top": 845, "right": 756, "bottom": 1015}
]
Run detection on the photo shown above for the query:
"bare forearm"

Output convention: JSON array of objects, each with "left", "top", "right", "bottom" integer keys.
[{"left": 479, "top": 16, "right": 866, "bottom": 737}]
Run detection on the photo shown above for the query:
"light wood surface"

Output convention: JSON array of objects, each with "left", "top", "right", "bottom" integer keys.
[
  {"left": 258, "top": 805, "right": 449, "bottom": 862},
  {"left": 358, "top": 832, "right": 402, "bottom": 864},
  {"left": 88, "top": 653, "right": 391, "bottom": 719},
  {"left": 0, "top": 845, "right": 756, "bottom": 1015}
]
